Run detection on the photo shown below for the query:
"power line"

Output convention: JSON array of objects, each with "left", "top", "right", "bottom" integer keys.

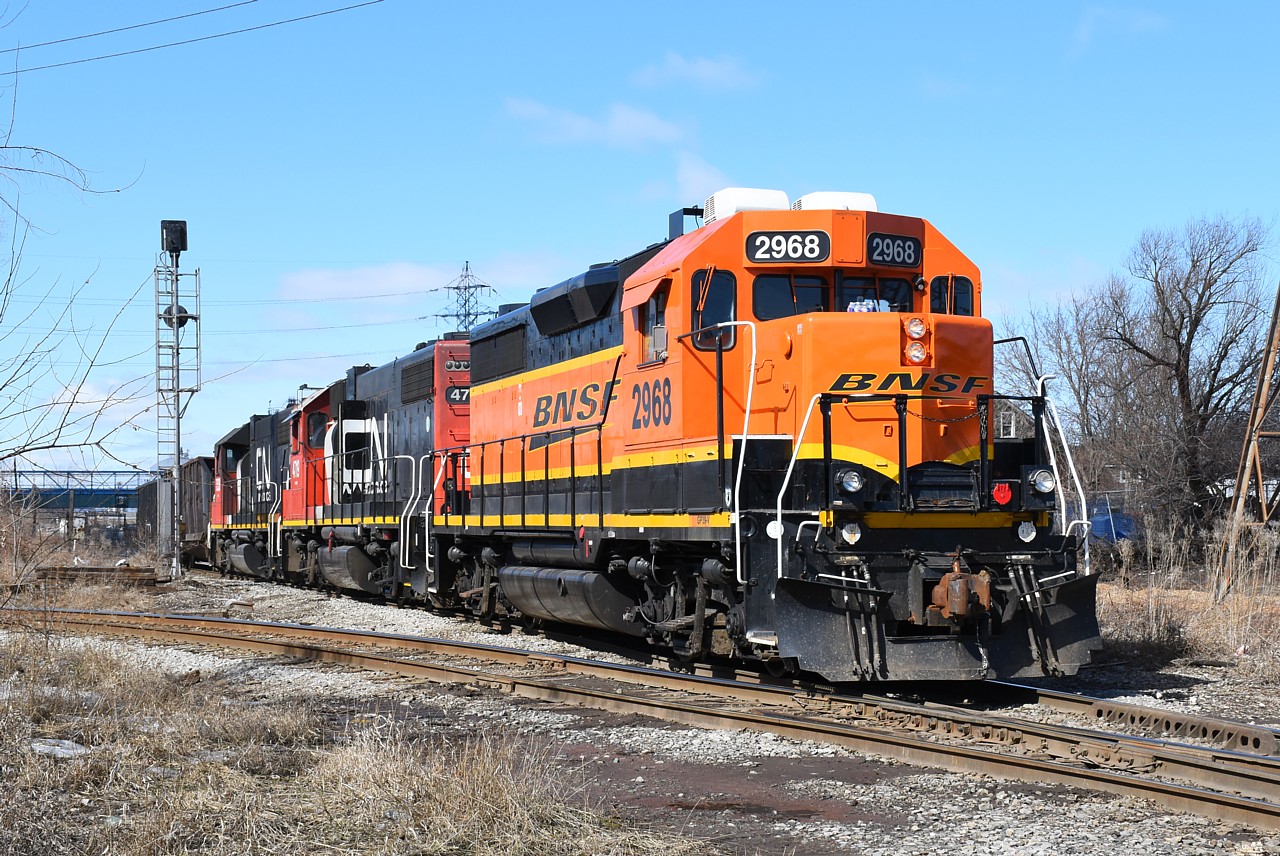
[
  {"left": 0, "top": 1, "right": 260, "bottom": 55},
  {"left": 0, "top": 1, "right": 385, "bottom": 75},
  {"left": 41, "top": 348, "right": 412, "bottom": 368},
  {"left": 0, "top": 314, "right": 434, "bottom": 337},
  {"left": 3, "top": 284, "right": 450, "bottom": 307}
]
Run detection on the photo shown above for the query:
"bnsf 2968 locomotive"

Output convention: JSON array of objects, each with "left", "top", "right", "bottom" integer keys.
[{"left": 209, "top": 188, "right": 1101, "bottom": 681}]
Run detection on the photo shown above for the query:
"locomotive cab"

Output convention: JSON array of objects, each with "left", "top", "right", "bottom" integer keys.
[{"left": 610, "top": 188, "right": 1100, "bottom": 680}]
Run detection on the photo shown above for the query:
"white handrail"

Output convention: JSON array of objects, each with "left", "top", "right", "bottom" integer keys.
[
  {"left": 423, "top": 451, "right": 450, "bottom": 563},
  {"left": 1036, "top": 375, "right": 1092, "bottom": 574},
  {"left": 394, "top": 454, "right": 419, "bottom": 569},
  {"left": 775, "top": 394, "right": 824, "bottom": 580},
  {"left": 712, "top": 320, "right": 758, "bottom": 586}
]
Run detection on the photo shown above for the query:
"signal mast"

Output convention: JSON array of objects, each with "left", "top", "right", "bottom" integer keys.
[{"left": 154, "top": 220, "right": 201, "bottom": 580}]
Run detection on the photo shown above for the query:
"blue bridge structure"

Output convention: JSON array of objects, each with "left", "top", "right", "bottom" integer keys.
[{"left": 2, "top": 470, "right": 157, "bottom": 512}]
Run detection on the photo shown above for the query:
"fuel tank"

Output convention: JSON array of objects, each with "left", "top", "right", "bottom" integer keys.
[
  {"left": 228, "top": 543, "right": 270, "bottom": 579},
  {"left": 496, "top": 565, "right": 645, "bottom": 637},
  {"left": 317, "top": 545, "right": 382, "bottom": 595}
]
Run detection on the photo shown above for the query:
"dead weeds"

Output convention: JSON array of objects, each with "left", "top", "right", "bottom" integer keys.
[
  {"left": 1097, "top": 582, "right": 1280, "bottom": 676},
  {"left": 1088, "top": 517, "right": 1280, "bottom": 675},
  {"left": 0, "top": 628, "right": 703, "bottom": 856}
]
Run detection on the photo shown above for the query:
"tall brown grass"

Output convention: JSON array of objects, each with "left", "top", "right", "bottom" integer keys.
[
  {"left": 0, "top": 627, "right": 703, "bottom": 856},
  {"left": 1094, "top": 518, "right": 1280, "bottom": 677}
]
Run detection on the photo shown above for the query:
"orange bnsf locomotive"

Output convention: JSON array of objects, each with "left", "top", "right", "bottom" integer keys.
[{"left": 208, "top": 188, "right": 1100, "bottom": 681}]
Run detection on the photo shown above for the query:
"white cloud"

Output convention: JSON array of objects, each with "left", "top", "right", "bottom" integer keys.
[
  {"left": 1074, "top": 5, "right": 1166, "bottom": 50},
  {"left": 632, "top": 52, "right": 757, "bottom": 90},
  {"left": 675, "top": 151, "right": 730, "bottom": 205},
  {"left": 504, "top": 98, "right": 683, "bottom": 148}
]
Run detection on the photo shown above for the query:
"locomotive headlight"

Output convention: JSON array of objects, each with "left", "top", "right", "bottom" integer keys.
[
  {"left": 837, "top": 468, "right": 864, "bottom": 494},
  {"left": 1017, "top": 521, "right": 1037, "bottom": 543},
  {"left": 840, "top": 522, "right": 862, "bottom": 545},
  {"left": 905, "top": 342, "right": 928, "bottom": 363},
  {"left": 1029, "top": 469, "right": 1057, "bottom": 494},
  {"left": 906, "top": 317, "right": 927, "bottom": 339}
]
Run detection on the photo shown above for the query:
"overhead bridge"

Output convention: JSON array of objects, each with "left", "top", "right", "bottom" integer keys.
[{"left": 2, "top": 471, "right": 157, "bottom": 511}]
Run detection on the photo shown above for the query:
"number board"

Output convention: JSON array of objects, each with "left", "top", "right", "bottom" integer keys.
[
  {"left": 867, "top": 233, "right": 922, "bottom": 267},
  {"left": 445, "top": 386, "right": 470, "bottom": 404},
  {"left": 746, "top": 230, "right": 830, "bottom": 264}
]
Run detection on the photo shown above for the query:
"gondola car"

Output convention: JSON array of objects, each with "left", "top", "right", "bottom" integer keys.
[{"left": 137, "top": 456, "right": 214, "bottom": 566}]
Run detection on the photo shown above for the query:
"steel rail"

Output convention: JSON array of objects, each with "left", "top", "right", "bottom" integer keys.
[
  {"left": 988, "top": 680, "right": 1280, "bottom": 755},
  {"left": 7, "top": 608, "right": 1280, "bottom": 830}
]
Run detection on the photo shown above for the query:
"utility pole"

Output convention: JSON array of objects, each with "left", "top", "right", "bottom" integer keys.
[{"left": 154, "top": 220, "right": 201, "bottom": 580}]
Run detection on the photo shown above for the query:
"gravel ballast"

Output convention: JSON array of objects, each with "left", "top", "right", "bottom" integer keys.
[{"left": 45, "top": 574, "right": 1280, "bottom": 855}]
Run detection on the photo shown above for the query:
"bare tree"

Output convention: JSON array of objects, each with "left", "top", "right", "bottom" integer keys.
[
  {"left": 0, "top": 87, "right": 156, "bottom": 599},
  {"left": 0, "top": 105, "right": 149, "bottom": 469},
  {"left": 1102, "top": 217, "right": 1267, "bottom": 519},
  {"left": 1002, "top": 215, "right": 1270, "bottom": 532}
]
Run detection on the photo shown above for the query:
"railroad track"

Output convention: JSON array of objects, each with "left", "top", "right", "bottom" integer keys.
[
  {"left": 8, "top": 565, "right": 160, "bottom": 590},
  {"left": 6, "top": 607, "right": 1279, "bottom": 831}
]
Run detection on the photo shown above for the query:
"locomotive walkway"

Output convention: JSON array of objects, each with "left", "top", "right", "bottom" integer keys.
[{"left": 6, "top": 608, "right": 1279, "bottom": 832}]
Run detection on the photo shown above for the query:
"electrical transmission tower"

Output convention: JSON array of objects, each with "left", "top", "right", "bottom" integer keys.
[
  {"left": 154, "top": 220, "right": 201, "bottom": 580},
  {"left": 1218, "top": 280, "right": 1280, "bottom": 599},
  {"left": 434, "top": 262, "right": 497, "bottom": 333}
]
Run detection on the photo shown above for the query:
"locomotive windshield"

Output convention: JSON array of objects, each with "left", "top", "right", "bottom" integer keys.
[
  {"left": 839, "top": 276, "right": 911, "bottom": 313},
  {"left": 691, "top": 268, "right": 737, "bottom": 349},
  {"left": 930, "top": 275, "right": 975, "bottom": 316},
  {"left": 752, "top": 274, "right": 828, "bottom": 320},
  {"left": 751, "top": 273, "right": 913, "bottom": 319}
]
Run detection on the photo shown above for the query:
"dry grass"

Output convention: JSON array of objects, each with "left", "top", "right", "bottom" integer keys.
[
  {"left": 8, "top": 579, "right": 156, "bottom": 614},
  {"left": 1094, "top": 518, "right": 1280, "bottom": 676},
  {"left": 0, "top": 503, "right": 136, "bottom": 586},
  {"left": 0, "top": 628, "right": 703, "bottom": 856}
]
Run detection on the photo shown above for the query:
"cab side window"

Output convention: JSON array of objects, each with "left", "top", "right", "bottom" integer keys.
[
  {"left": 307, "top": 412, "right": 328, "bottom": 449},
  {"left": 691, "top": 268, "right": 736, "bottom": 350},
  {"left": 640, "top": 281, "right": 670, "bottom": 364}
]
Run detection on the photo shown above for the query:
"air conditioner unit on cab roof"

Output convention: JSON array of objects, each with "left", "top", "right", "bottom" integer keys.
[
  {"left": 703, "top": 188, "right": 790, "bottom": 223},
  {"left": 791, "top": 191, "right": 878, "bottom": 212}
]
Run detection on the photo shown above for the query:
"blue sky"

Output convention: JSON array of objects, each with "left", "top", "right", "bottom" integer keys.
[{"left": 5, "top": 1, "right": 1279, "bottom": 470}]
